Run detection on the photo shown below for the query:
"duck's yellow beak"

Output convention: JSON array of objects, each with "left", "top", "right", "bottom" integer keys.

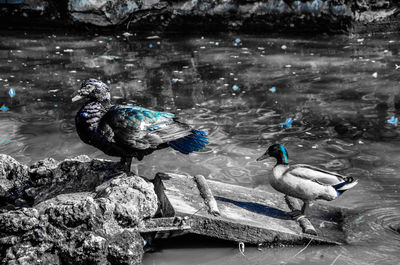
[{"left": 256, "top": 154, "right": 269, "bottom": 161}]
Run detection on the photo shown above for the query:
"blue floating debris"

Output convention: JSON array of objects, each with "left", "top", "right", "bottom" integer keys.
[
  {"left": 280, "top": 118, "right": 293, "bottom": 128},
  {"left": 109, "top": 37, "right": 113, "bottom": 41},
  {"left": 1, "top": 0, "right": 22, "bottom": 3},
  {"left": 157, "top": 41, "right": 161, "bottom": 45},
  {"left": 281, "top": 45, "right": 287, "bottom": 50},
  {"left": 388, "top": 116, "right": 398, "bottom": 125},
  {"left": 234, "top": 43, "right": 238, "bottom": 46},
  {"left": 149, "top": 44, "right": 153, "bottom": 48},
  {"left": 235, "top": 38, "right": 241, "bottom": 43},
  {"left": 172, "top": 78, "right": 178, "bottom": 83},
  {"left": 232, "top": 85, "right": 239, "bottom": 91},
  {"left": 0, "top": 105, "right": 9, "bottom": 111},
  {"left": 9, "top": 88, "right": 15, "bottom": 98},
  {"left": 269, "top": 87, "right": 276, "bottom": 93}
]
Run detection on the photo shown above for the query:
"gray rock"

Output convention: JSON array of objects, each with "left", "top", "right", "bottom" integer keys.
[
  {"left": 22, "top": 0, "right": 48, "bottom": 11},
  {"left": 95, "top": 174, "right": 158, "bottom": 227},
  {"left": 0, "top": 155, "right": 158, "bottom": 265},
  {"left": 0, "top": 155, "right": 29, "bottom": 207},
  {"left": 68, "top": 0, "right": 158, "bottom": 26},
  {"left": 27, "top": 155, "right": 121, "bottom": 204},
  {"left": 107, "top": 230, "right": 144, "bottom": 265},
  {"left": 63, "top": 0, "right": 399, "bottom": 31}
]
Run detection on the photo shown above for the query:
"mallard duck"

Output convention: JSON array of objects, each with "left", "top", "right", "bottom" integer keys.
[
  {"left": 256, "top": 144, "right": 358, "bottom": 217},
  {"left": 72, "top": 79, "right": 209, "bottom": 172}
]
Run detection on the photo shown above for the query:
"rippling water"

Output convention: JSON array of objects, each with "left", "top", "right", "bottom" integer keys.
[{"left": 1, "top": 29, "right": 399, "bottom": 265}]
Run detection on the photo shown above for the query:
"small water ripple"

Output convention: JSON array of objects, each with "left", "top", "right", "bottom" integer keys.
[{"left": 345, "top": 206, "right": 400, "bottom": 253}]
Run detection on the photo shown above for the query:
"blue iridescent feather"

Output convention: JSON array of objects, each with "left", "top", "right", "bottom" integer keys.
[
  {"left": 110, "top": 105, "right": 175, "bottom": 127},
  {"left": 279, "top": 145, "right": 288, "bottom": 164},
  {"left": 169, "top": 130, "right": 209, "bottom": 154}
]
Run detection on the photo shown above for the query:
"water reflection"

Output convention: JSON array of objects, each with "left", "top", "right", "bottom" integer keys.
[{"left": 0, "top": 30, "right": 400, "bottom": 265}]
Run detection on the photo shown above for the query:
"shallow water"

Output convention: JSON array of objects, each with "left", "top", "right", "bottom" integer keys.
[{"left": 0, "top": 29, "right": 400, "bottom": 265}]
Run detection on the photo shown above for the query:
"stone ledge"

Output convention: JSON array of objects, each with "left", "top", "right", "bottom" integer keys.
[{"left": 0, "top": 155, "right": 158, "bottom": 265}]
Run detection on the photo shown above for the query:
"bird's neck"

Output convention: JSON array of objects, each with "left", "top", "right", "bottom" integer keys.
[
  {"left": 275, "top": 155, "right": 289, "bottom": 166},
  {"left": 90, "top": 99, "right": 111, "bottom": 108},
  {"left": 77, "top": 101, "right": 108, "bottom": 131}
]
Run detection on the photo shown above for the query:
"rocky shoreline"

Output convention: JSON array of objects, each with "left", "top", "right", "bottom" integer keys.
[
  {"left": 0, "top": 0, "right": 399, "bottom": 33},
  {"left": 0, "top": 155, "right": 158, "bottom": 265}
]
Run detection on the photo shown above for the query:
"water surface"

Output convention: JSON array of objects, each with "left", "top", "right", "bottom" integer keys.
[{"left": 0, "top": 29, "right": 399, "bottom": 265}]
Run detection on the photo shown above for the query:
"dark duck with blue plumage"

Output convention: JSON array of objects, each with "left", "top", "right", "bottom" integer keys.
[{"left": 72, "top": 79, "right": 209, "bottom": 172}]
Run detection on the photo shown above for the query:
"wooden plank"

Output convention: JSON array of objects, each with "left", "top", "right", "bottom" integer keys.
[
  {"left": 136, "top": 217, "right": 191, "bottom": 242},
  {"left": 137, "top": 217, "right": 191, "bottom": 233},
  {"left": 154, "top": 172, "right": 347, "bottom": 245},
  {"left": 194, "top": 175, "right": 220, "bottom": 216}
]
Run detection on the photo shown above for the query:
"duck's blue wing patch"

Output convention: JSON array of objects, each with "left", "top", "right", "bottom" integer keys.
[
  {"left": 169, "top": 129, "right": 209, "bottom": 154},
  {"left": 104, "top": 105, "right": 208, "bottom": 152},
  {"left": 108, "top": 105, "right": 175, "bottom": 130},
  {"left": 105, "top": 105, "right": 177, "bottom": 149}
]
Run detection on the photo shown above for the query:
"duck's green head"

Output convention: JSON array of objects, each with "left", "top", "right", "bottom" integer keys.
[{"left": 256, "top": 144, "right": 289, "bottom": 165}]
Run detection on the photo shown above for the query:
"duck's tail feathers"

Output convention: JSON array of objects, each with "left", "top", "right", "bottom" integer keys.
[
  {"left": 332, "top": 177, "right": 358, "bottom": 195},
  {"left": 169, "top": 129, "right": 209, "bottom": 155}
]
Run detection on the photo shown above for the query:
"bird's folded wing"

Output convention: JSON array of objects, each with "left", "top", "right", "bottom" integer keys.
[
  {"left": 288, "top": 164, "right": 346, "bottom": 185},
  {"left": 104, "top": 106, "right": 190, "bottom": 149}
]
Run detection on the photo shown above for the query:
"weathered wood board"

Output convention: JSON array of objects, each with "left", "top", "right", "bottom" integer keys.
[{"left": 153, "top": 172, "right": 347, "bottom": 245}]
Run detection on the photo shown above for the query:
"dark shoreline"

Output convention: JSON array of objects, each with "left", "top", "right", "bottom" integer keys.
[{"left": 0, "top": 0, "right": 399, "bottom": 34}]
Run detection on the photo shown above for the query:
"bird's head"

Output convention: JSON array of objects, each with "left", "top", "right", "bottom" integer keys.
[
  {"left": 256, "top": 144, "right": 289, "bottom": 165},
  {"left": 72, "top": 79, "right": 111, "bottom": 103}
]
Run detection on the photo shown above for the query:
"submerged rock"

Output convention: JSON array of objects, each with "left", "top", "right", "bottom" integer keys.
[{"left": 0, "top": 155, "right": 158, "bottom": 265}]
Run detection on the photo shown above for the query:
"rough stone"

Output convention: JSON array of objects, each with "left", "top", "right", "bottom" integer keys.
[
  {"left": 68, "top": 0, "right": 159, "bottom": 26},
  {"left": 27, "top": 155, "right": 122, "bottom": 204},
  {"left": 0, "top": 155, "right": 158, "bottom": 265},
  {"left": 107, "top": 230, "right": 144, "bottom": 265},
  {"left": 0, "top": 155, "right": 29, "bottom": 207},
  {"left": 0, "top": 0, "right": 399, "bottom": 33}
]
